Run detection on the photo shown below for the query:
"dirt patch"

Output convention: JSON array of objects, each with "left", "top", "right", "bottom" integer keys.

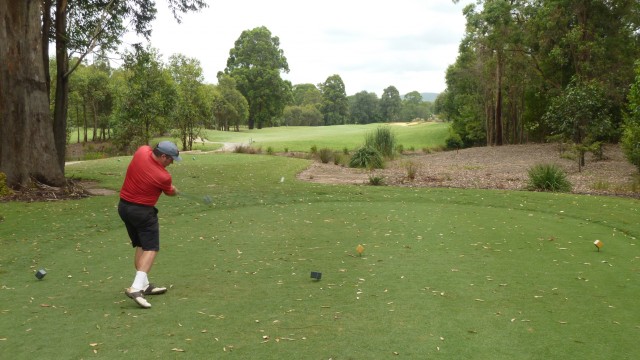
[{"left": 297, "top": 143, "right": 639, "bottom": 197}]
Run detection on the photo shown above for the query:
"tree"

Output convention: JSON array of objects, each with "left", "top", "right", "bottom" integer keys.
[
  {"left": 292, "top": 83, "right": 322, "bottom": 107},
  {"left": 400, "top": 91, "right": 431, "bottom": 121},
  {"left": 112, "top": 47, "right": 176, "bottom": 151},
  {"left": 211, "top": 74, "right": 249, "bottom": 132},
  {"left": 1, "top": 0, "right": 206, "bottom": 189},
  {"left": 319, "top": 75, "right": 349, "bottom": 126},
  {"left": 224, "top": 26, "right": 291, "bottom": 129},
  {"left": 0, "top": 1, "right": 64, "bottom": 187},
  {"left": 621, "top": 62, "right": 640, "bottom": 172},
  {"left": 380, "top": 86, "right": 402, "bottom": 122},
  {"left": 168, "top": 54, "right": 208, "bottom": 150},
  {"left": 543, "top": 77, "right": 614, "bottom": 169},
  {"left": 348, "top": 91, "right": 381, "bottom": 124}
]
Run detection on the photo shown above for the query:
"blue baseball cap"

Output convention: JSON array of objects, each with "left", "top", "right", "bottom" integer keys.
[{"left": 156, "top": 141, "right": 182, "bottom": 161}]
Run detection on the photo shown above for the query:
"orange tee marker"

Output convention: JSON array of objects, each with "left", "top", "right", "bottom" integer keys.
[
  {"left": 356, "top": 244, "right": 365, "bottom": 256},
  {"left": 594, "top": 240, "right": 603, "bottom": 251}
]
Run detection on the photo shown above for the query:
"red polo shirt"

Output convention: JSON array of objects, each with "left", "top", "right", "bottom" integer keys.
[{"left": 120, "top": 146, "right": 175, "bottom": 206}]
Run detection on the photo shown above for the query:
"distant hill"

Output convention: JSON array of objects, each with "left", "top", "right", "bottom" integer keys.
[
  {"left": 399, "top": 92, "right": 439, "bottom": 102},
  {"left": 420, "top": 92, "right": 439, "bottom": 102}
]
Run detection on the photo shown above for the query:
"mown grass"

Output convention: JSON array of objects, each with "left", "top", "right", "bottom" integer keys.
[
  {"left": 1, "top": 153, "right": 639, "bottom": 359},
  {"left": 201, "top": 122, "right": 449, "bottom": 153}
]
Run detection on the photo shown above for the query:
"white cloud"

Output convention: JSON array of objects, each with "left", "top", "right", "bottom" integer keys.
[{"left": 124, "top": 0, "right": 472, "bottom": 96}]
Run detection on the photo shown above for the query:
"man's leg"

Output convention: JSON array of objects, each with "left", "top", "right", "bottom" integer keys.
[
  {"left": 131, "top": 247, "right": 157, "bottom": 289},
  {"left": 134, "top": 247, "right": 157, "bottom": 273}
]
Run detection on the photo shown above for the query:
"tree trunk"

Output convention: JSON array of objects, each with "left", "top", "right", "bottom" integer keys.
[
  {"left": 0, "top": 1, "right": 66, "bottom": 188},
  {"left": 53, "top": 0, "right": 69, "bottom": 173},
  {"left": 494, "top": 51, "right": 503, "bottom": 146}
]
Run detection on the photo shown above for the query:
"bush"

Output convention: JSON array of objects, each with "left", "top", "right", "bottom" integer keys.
[
  {"left": 318, "top": 148, "right": 333, "bottom": 164},
  {"left": 445, "top": 132, "right": 463, "bottom": 150},
  {"left": 310, "top": 145, "right": 318, "bottom": 155},
  {"left": 266, "top": 146, "right": 275, "bottom": 155},
  {"left": 349, "top": 146, "right": 384, "bottom": 169},
  {"left": 365, "top": 126, "right": 396, "bottom": 158},
  {"left": 368, "top": 174, "right": 385, "bottom": 186},
  {"left": 0, "top": 172, "right": 13, "bottom": 197},
  {"left": 527, "top": 164, "right": 572, "bottom": 192},
  {"left": 622, "top": 121, "right": 640, "bottom": 172},
  {"left": 404, "top": 161, "right": 418, "bottom": 181}
]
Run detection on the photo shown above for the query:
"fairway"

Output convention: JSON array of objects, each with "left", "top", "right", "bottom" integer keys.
[{"left": 1, "top": 153, "right": 639, "bottom": 359}]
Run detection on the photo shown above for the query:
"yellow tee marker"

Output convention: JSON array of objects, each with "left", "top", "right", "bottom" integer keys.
[
  {"left": 356, "top": 244, "right": 364, "bottom": 256},
  {"left": 594, "top": 240, "right": 603, "bottom": 252}
]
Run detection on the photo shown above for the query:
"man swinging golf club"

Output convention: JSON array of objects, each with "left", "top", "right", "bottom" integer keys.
[{"left": 118, "top": 141, "right": 182, "bottom": 308}]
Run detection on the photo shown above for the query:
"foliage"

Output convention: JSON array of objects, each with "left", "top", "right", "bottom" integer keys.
[
  {"left": 543, "top": 78, "right": 614, "bottom": 167},
  {"left": 111, "top": 46, "right": 176, "bottom": 151},
  {"left": 224, "top": 26, "right": 291, "bottom": 129},
  {"left": 444, "top": 0, "right": 640, "bottom": 146},
  {"left": 168, "top": 54, "right": 210, "bottom": 150},
  {"left": 445, "top": 131, "right": 464, "bottom": 150},
  {"left": 319, "top": 74, "right": 349, "bottom": 125},
  {"left": 404, "top": 161, "right": 418, "bottom": 181},
  {"left": 367, "top": 174, "right": 385, "bottom": 186},
  {"left": 348, "top": 91, "right": 381, "bottom": 124},
  {"left": 0, "top": 172, "right": 13, "bottom": 197},
  {"left": 364, "top": 126, "right": 396, "bottom": 158},
  {"left": 282, "top": 104, "right": 323, "bottom": 126},
  {"left": 527, "top": 163, "right": 572, "bottom": 192},
  {"left": 622, "top": 61, "right": 640, "bottom": 172},
  {"left": 380, "top": 86, "right": 402, "bottom": 121},
  {"left": 292, "top": 83, "right": 322, "bottom": 106},
  {"left": 318, "top": 148, "right": 333, "bottom": 164},
  {"left": 349, "top": 146, "right": 384, "bottom": 169},
  {"left": 622, "top": 123, "right": 640, "bottom": 172},
  {"left": 211, "top": 74, "right": 249, "bottom": 131},
  {"left": 400, "top": 91, "right": 432, "bottom": 121}
]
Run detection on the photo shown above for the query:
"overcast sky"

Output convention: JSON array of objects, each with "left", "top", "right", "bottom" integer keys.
[{"left": 123, "top": 0, "right": 474, "bottom": 96}]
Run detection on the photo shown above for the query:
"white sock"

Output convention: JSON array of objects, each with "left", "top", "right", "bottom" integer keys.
[{"left": 131, "top": 271, "right": 147, "bottom": 291}]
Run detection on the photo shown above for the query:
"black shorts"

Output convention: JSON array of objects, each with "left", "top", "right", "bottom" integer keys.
[{"left": 118, "top": 199, "right": 160, "bottom": 251}]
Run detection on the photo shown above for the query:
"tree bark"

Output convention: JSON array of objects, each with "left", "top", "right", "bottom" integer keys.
[
  {"left": 494, "top": 51, "right": 504, "bottom": 146},
  {"left": 0, "top": 1, "right": 66, "bottom": 188},
  {"left": 53, "top": 0, "right": 69, "bottom": 172}
]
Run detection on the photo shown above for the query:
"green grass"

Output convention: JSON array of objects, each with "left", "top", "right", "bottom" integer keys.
[
  {"left": 1, "top": 153, "right": 639, "bottom": 359},
  {"left": 201, "top": 122, "right": 449, "bottom": 153}
]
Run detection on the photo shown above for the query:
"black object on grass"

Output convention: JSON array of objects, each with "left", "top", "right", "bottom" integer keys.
[
  {"left": 310, "top": 271, "right": 322, "bottom": 280},
  {"left": 35, "top": 269, "right": 47, "bottom": 279}
]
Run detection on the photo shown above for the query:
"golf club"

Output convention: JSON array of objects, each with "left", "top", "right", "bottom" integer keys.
[{"left": 178, "top": 191, "right": 213, "bottom": 205}]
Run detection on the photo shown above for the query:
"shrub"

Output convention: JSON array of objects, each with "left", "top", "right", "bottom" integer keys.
[
  {"left": 0, "top": 172, "right": 13, "bottom": 197},
  {"left": 365, "top": 126, "right": 396, "bottom": 158},
  {"left": 333, "top": 152, "right": 344, "bottom": 166},
  {"left": 318, "top": 148, "right": 333, "bottom": 164},
  {"left": 395, "top": 144, "right": 404, "bottom": 154},
  {"left": 445, "top": 132, "right": 463, "bottom": 150},
  {"left": 368, "top": 174, "right": 385, "bottom": 186},
  {"left": 349, "top": 146, "right": 384, "bottom": 169},
  {"left": 234, "top": 145, "right": 260, "bottom": 154},
  {"left": 622, "top": 121, "right": 640, "bottom": 172},
  {"left": 310, "top": 145, "right": 318, "bottom": 155},
  {"left": 404, "top": 161, "right": 418, "bottom": 181},
  {"left": 266, "top": 146, "right": 275, "bottom": 155},
  {"left": 527, "top": 164, "right": 572, "bottom": 192},
  {"left": 343, "top": 147, "right": 350, "bottom": 155}
]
